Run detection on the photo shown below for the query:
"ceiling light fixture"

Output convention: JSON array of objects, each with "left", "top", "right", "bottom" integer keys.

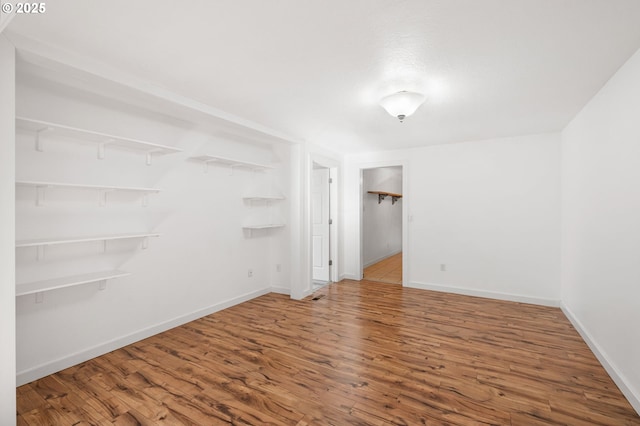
[{"left": 379, "top": 90, "right": 425, "bottom": 123}]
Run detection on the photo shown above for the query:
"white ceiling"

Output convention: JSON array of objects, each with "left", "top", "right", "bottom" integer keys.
[{"left": 7, "top": 0, "right": 640, "bottom": 153}]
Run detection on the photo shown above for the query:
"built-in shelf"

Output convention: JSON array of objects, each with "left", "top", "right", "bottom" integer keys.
[
  {"left": 16, "top": 232, "right": 160, "bottom": 248},
  {"left": 190, "top": 154, "right": 274, "bottom": 172},
  {"left": 243, "top": 195, "right": 285, "bottom": 202},
  {"left": 16, "top": 180, "right": 161, "bottom": 206},
  {"left": 16, "top": 116, "right": 183, "bottom": 165},
  {"left": 16, "top": 232, "right": 160, "bottom": 261},
  {"left": 242, "top": 223, "right": 285, "bottom": 237},
  {"left": 16, "top": 180, "right": 161, "bottom": 193},
  {"left": 242, "top": 224, "right": 285, "bottom": 230},
  {"left": 16, "top": 270, "right": 131, "bottom": 297},
  {"left": 368, "top": 191, "right": 403, "bottom": 205}
]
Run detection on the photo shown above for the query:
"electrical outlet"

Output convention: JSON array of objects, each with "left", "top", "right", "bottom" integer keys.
[
  {"left": 440, "top": 264, "right": 446, "bottom": 272},
  {"left": 248, "top": 269, "right": 253, "bottom": 278}
]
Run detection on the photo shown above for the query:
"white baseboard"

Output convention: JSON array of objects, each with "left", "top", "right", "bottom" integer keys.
[
  {"left": 341, "top": 273, "right": 361, "bottom": 281},
  {"left": 301, "top": 287, "right": 315, "bottom": 298},
  {"left": 364, "top": 249, "right": 402, "bottom": 268},
  {"left": 406, "top": 281, "right": 560, "bottom": 307},
  {"left": 269, "top": 286, "right": 290, "bottom": 295},
  {"left": 561, "top": 302, "right": 640, "bottom": 415},
  {"left": 16, "top": 287, "right": 272, "bottom": 386}
]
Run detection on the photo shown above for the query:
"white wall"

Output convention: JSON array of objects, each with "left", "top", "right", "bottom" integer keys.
[
  {"left": 363, "top": 166, "right": 402, "bottom": 266},
  {"left": 0, "top": 35, "right": 16, "bottom": 425},
  {"left": 561, "top": 47, "right": 640, "bottom": 412},
  {"left": 345, "top": 133, "right": 562, "bottom": 305},
  {"left": 408, "top": 134, "right": 561, "bottom": 304},
  {"left": 14, "top": 72, "right": 291, "bottom": 384}
]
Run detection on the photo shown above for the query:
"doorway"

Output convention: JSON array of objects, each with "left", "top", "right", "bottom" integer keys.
[
  {"left": 311, "top": 162, "right": 336, "bottom": 288},
  {"left": 362, "top": 166, "right": 403, "bottom": 284}
]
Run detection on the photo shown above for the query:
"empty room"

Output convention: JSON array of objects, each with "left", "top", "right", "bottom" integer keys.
[{"left": 1, "top": 1, "right": 640, "bottom": 424}]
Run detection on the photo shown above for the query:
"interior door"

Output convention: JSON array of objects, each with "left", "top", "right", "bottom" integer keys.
[{"left": 312, "top": 167, "right": 330, "bottom": 282}]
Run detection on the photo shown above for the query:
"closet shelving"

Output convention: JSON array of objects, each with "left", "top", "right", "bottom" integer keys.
[
  {"left": 15, "top": 117, "right": 169, "bottom": 301},
  {"left": 16, "top": 116, "right": 183, "bottom": 165},
  {"left": 16, "top": 180, "right": 161, "bottom": 206},
  {"left": 242, "top": 224, "right": 285, "bottom": 230},
  {"left": 16, "top": 270, "right": 131, "bottom": 297},
  {"left": 189, "top": 154, "right": 274, "bottom": 172},
  {"left": 242, "top": 223, "right": 285, "bottom": 237},
  {"left": 242, "top": 195, "right": 285, "bottom": 202},
  {"left": 242, "top": 193, "right": 285, "bottom": 235},
  {"left": 16, "top": 232, "right": 161, "bottom": 261},
  {"left": 368, "top": 190, "right": 403, "bottom": 205},
  {"left": 16, "top": 232, "right": 161, "bottom": 248}
]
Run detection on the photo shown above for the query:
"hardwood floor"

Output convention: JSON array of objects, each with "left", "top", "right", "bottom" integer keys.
[
  {"left": 364, "top": 253, "right": 402, "bottom": 284},
  {"left": 17, "top": 280, "right": 639, "bottom": 425}
]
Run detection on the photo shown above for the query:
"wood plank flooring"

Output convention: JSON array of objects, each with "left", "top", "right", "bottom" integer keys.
[
  {"left": 364, "top": 253, "right": 402, "bottom": 284},
  {"left": 17, "top": 280, "right": 640, "bottom": 425}
]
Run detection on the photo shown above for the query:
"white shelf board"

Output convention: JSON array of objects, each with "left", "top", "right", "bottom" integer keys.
[
  {"left": 16, "top": 180, "right": 161, "bottom": 193},
  {"left": 16, "top": 232, "right": 161, "bottom": 248},
  {"left": 190, "top": 154, "right": 274, "bottom": 170},
  {"left": 16, "top": 270, "right": 131, "bottom": 297},
  {"left": 242, "top": 224, "right": 285, "bottom": 230},
  {"left": 243, "top": 195, "right": 285, "bottom": 201},
  {"left": 16, "top": 116, "right": 182, "bottom": 156}
]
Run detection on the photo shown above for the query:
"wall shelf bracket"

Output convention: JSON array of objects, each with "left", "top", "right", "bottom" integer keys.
[
  {"left": 98, "top": 139, "right": 114, "bottom": 160},
  {"left": 35, "top": 185, "right": 47, "bottom": 206},
  {"left": 35, "top": 126, "right": 53, "bottom": 152},
  {"left": 98, "top": 188, "right": 116, "bottom": 206},
  {"left": 146, "top": 149, "right": 163, "bottom": 166},
  {"left": 36, "top": 245, "right": 45, "bottom": 261}
]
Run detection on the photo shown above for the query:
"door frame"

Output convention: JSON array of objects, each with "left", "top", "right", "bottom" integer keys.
[
  {"left": 361, "top": 165, "right": 404, "bottom": 279},
  {"left": 290, "top": 147, "right": 341, "bottom": 300},
  {"left": 358, "top": 160, "right": 409, "bottom": 285}
]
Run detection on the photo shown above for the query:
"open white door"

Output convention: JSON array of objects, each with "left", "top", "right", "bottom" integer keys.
[{"left": 312, "top": 167, "right": 330, "bottom": 282}]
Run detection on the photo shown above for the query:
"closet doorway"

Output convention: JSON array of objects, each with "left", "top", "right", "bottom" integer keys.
[{"left": 362, "top": 166, "right": 403, "bottom": 284}]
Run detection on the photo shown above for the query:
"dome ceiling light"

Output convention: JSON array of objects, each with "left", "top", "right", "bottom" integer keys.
[{"left": 379, "top": 91, "right": 425, "bottom": 123}]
